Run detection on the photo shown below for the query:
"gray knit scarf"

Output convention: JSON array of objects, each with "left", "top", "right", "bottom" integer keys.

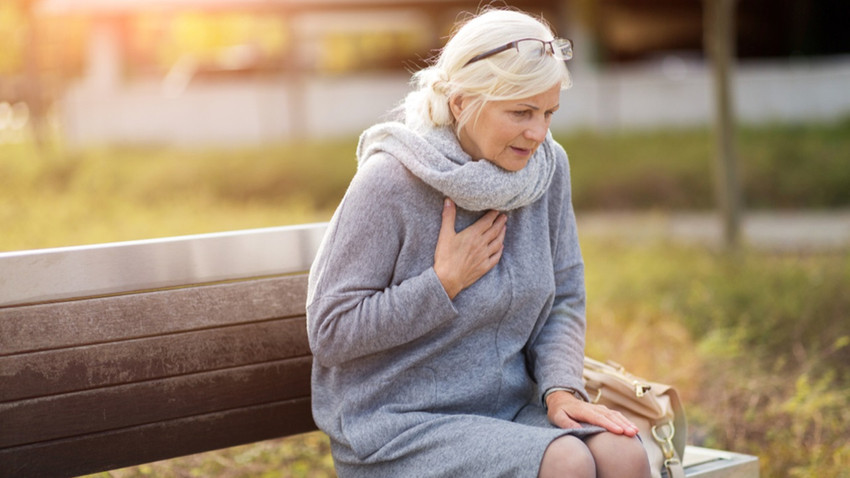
[{"left": 356, "top": 122, "right": 557, "bottom": 211}]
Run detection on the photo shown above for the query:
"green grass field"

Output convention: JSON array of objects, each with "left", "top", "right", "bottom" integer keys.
[
  {"left": 3, "top": 119, "right": 849, "bottom": 477},
  {"left": 3, "top": 117, "right": 849, "bottom": 252}
]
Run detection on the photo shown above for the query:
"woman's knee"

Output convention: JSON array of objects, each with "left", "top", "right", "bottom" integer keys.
[
  {"left": 538, "top": 435, "right": 595, "bottom": 478},
  {"left": 585, "top": 432, "right": 650, "bottom": 478}
]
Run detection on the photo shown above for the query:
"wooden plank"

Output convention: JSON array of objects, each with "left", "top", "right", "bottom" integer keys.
[
  {"left": 0, "top": 275, "right": 309, "bottom": 355},
  {"left": 1, "top": 357, "right": 312, "bottom": 448},
  {"left": 0, "top": 397, "right": 317, "bottom": 478},
  {"left": 0, "top": 317, "right": 310, "bottom": 402}
]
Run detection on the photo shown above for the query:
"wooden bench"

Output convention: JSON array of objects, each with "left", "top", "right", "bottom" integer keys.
[{"left": 0, "top": 224, "right": 758, "bottom": 478}]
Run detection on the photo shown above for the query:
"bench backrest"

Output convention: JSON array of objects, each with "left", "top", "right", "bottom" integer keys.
[{"left": 0, "top": 225, "right": 327, "bottom": 478}]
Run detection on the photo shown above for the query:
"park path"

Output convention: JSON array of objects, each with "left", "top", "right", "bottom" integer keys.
[{"left": 577, "top": 209, "right": 850, "bottom": 251}]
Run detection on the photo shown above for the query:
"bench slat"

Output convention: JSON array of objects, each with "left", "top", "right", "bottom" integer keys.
[
  {"left": 0, "top": 224, "right": 327, "bottom": 308},
  {"left": 0, "top": 397, "right": 317, "bottom": 478},
  {"left": 683, "top": 446, "right": 760, "bottom": 478},
  {"left": 1, "top": 357, "right": 312, "bottom": 448},
  {"left": 0, "top": 275, "right": 308, "bottom": 356},
  {"left": 1, "top": 317, "right": 309, "bottom": 402}
]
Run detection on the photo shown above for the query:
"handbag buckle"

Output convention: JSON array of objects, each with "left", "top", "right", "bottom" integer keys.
[
  {"left": 591, "top": 388, "right": 603, "bottom": 404},
  {"left": 634, "top": 381, "right": 651, "bottom": 397},
  {"left": 651, "top": 422, "right": 677, "bottom": 460}
]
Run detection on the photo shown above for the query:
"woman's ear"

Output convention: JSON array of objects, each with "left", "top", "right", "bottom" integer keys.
[{"left": 449, "top": 94, "right": 465, "bottom": 122}]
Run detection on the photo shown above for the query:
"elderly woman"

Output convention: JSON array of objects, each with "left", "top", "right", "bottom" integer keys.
[{"left": 306, "top": 7, "right": 651, "bottom": 478}]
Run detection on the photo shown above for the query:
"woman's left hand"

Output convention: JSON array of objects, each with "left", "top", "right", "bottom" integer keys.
[{"left": 546, "top": 390, "right": 640, "bottom": 437}]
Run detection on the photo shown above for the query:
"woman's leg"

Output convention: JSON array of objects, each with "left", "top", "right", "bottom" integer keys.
[
  {"left": 584, "top": 432, "right": 651, "bottom": 478},
  {"left": 538, "top": 435, "right": 596, "bottom": 478}
]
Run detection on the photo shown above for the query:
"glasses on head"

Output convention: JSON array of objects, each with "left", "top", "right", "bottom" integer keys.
[{"left": 463, "top": 38, "right": 573, "bottom": 67}]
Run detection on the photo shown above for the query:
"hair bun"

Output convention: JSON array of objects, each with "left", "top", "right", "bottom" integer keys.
[
  {"left": 422, "top": 68, "right": 450, "bottom": 97},
  {"left": 401, "top": 67, "right": 454, "bottom": 130}
]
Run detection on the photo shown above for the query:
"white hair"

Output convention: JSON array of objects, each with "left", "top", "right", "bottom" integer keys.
[{"left": 401, "top": 8, "right": 572, "bottom": 133}]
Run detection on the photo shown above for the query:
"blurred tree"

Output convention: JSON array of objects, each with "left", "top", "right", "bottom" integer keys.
[
  {"left": 704, "top": 0, "right": 742, "bottom": 249},
  {"left": 0, "top": 4, "right": 24, "bottom": 75},
  {"left": 126, "top": 12, "right": 290, "bottom": 76},
  {"left": 3, "top": 0, "right": 46, "bottom": 148}
]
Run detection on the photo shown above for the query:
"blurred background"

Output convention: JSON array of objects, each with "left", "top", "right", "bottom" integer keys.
[
  {"left": 2, "top": 0, "right": 849, "bottom": 477},
  {"left": 3, "top": 0, "right": 849, "bottom": 144}
]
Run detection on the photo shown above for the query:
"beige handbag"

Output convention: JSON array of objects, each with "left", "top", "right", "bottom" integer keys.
[{"left": 583, "top": 357, "right": 687, "bottom": 478}]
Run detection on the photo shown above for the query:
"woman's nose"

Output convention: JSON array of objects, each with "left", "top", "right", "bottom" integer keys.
[{"left": 524, "top": 121, "right": 547, "bottom": 142}]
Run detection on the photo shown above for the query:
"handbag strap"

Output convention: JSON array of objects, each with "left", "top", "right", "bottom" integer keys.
[
  {"left": 664, "top": 456, "right": 685, "bottom": 478},
  {"left": 650, "top": 382, "right": 687, "bottom": 460},
  {"left": 652, "top": 420, "right": 685, "bottom": 478}
]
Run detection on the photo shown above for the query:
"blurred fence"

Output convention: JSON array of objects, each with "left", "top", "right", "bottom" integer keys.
[{"left": 52, "top": 55, "right": 850, "bottom": 146}]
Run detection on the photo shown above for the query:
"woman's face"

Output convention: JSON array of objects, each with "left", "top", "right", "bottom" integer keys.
[{"left": 450, "top": 84, "right": 561, "bottom": 172}]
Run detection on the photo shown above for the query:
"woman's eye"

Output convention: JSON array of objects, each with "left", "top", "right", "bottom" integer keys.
[{"left": 512, "top": 110, "right": 530, "bottom": 118}]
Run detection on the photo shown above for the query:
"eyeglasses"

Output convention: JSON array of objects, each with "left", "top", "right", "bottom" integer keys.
[{"left": 464, "top": 38, "right": 573, "bottom": 67}]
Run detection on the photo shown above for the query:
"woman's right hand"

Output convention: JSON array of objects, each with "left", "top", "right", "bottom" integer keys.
[
  {"left": 434, "top": 198, "right": 507, "bottom": 299},
  {"left": 546, "top": 390, "right": 640, "bottom": 436}
]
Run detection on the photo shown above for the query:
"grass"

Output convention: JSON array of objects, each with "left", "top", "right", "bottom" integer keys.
[
  {"left": 563, "top": 116, "right": 850, "bottom": 210},
  {"left": 84, "top": 434, "right": 337, "bottom": 478},
  {"left": 3, "top": 119, "right": 850, "bottom": 477},
  {"left": 0, "top": 138, "right": 358, "bottom": 251},
  {"left": 3, "top": 117, "right": 849, "bottom": 252},
  {"left": 580, "top": 239, "right": 850, "bottom": 477}
]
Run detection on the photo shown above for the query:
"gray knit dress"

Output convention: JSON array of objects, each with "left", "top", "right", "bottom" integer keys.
[{"left": 306, "top": 122, "right": 602, "bottom": 477}]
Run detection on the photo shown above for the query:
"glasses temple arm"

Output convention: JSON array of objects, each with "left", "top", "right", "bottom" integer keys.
[{"left": 464, "top": 41, "right": 518, "bottom": 66}]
